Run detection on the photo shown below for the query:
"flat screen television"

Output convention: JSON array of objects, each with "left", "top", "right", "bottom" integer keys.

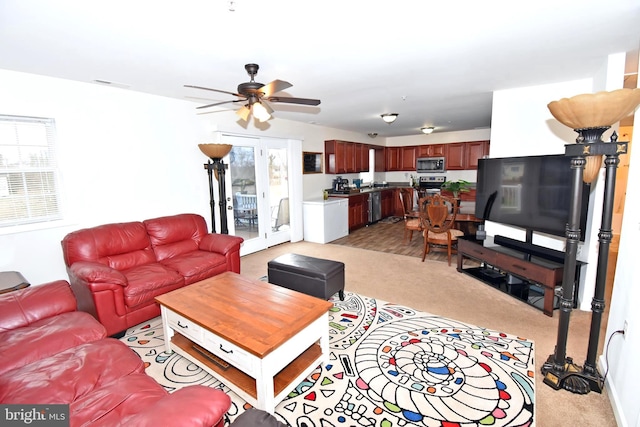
[{"left": 475, "top": 154, "right": 590, "bottom": 239}]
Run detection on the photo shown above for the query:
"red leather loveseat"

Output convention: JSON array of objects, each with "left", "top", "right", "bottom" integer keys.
[
  {"left": 0, "top": 280, "right": 231, "bottom": 427},
  {"left": 61, "top": 213, "right": 243, "bottom": 336}
]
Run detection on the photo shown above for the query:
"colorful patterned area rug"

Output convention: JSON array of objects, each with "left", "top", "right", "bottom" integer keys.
[{"left": 121, "top": 292, "right": 535, "bottom": 426}]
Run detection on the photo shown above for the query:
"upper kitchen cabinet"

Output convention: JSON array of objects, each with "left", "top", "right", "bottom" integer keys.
[
  {"left": 401, "top": 147, "right": 416, "bottom": 171},
  {"left": 416, "top": 144, "right": 445, "bottom": 157},
  {"left": 465, "top": 140, "right": 490, "bottom": 169},
  {"left": 445, "top": 140, "right": 489, "bottom": 170},
  {"left": 355, "top": 143, "right": 370, "bottom": 172},
  {"left": 325, "top": 140, "right": 369, "bottom": 174},
  {"left": 385, "top": 147, "right": 400, "bottom": 171},
  {"left": 385, "top": 146, "right": 416, "bottom": 171}
]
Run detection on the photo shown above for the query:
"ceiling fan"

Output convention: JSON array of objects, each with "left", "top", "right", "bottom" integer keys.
[{"left": 185, "top": 63, "right": 321, "bottom": 122}]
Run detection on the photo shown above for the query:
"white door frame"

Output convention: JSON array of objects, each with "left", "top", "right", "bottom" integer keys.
[{"left": 215, "top": 132, "right": 302, "bottom": 256}]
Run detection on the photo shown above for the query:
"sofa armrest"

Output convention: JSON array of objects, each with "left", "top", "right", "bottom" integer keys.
[
  {"left": 68, "top": 261, "right": 128, "bottom": 292},
  {"left": 0, "top": 280, "right": 77, "bottom": 332},
  {"left": 117, "top": 386, "right": 231, "bottom": 427},
  {"left": 199, "top": 233, "right": 243, "bottom": 256}
]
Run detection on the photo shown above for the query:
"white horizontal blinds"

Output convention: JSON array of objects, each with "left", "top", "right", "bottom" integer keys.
[{"left": 0, "top": 115, "right": 62, "bottom": 227}]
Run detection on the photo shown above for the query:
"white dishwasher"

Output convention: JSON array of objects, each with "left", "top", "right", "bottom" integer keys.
[{"left": 303, "top": 198, "right": 349, "bottom": 243}]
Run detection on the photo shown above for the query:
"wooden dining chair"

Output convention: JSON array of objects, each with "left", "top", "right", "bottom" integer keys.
[
  {"left": 399, "top": 188, "right": 421, "bottom": 243},
  {"left": 419, "top": 194, "right": 464, "bottom": 265}
]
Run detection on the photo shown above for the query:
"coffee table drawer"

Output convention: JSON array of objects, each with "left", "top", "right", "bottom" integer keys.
[
  {"left": 166, "top": 310, "right": 203, "bottom": 342},
  {"left": 202, "top": 331, "right": 253, "bottom": 373}
]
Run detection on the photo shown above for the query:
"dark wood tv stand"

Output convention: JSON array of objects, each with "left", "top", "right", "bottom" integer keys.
[{"left": 457, "top": 235, "right": 583, "bottom": 316}]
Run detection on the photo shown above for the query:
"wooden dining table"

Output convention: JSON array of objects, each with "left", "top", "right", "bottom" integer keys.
[{"left": 407, "top": 211, "right": 483, "bottom": 236}]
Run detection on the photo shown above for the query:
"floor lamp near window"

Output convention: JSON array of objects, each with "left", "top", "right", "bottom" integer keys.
[
  {"left": 198, "top": 144, "right": 233, "bottom": 234},
  {"left": 542, "top": 88, "right": 640, "bottom": 394}
]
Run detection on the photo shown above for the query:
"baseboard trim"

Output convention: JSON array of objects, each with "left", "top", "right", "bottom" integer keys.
[{"left": 599, "top": 355, "right": 627, "bottom": 427}]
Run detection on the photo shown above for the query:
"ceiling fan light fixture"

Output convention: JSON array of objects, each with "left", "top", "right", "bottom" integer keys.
[
  {"left": 381, "top": 113, "right": 399, "bottom": 124},
  {"left": 252, "top": 101, "right": 271, "bottom": 122},
  {"left": 421, "top": 126, "right": 435, "bottom": 134}
]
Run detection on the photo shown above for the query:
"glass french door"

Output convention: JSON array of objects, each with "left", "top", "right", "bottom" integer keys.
[{"left": 220, "top": 135, "right": 292, "bottom": 256}]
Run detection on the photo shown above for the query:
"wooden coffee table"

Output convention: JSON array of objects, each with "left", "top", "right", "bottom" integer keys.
[{"left": 155, "top": 271, "right": 333, "bottom": 413}]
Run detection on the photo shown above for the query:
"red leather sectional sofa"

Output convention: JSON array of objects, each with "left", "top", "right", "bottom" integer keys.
[
  {"left": 0, "top": 280, "right": 231, "bottom": 426},
  {"left": 61, "top": 213, "right": 243, "bottom": 336}
]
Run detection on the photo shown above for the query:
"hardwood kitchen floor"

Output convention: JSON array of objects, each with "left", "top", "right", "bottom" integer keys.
[{"left": 330, "top": 218, "right": 450, "bottom": 262}]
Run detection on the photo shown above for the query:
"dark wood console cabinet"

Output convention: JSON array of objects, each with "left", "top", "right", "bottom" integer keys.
[{"left": 457, "top": 236, "right": 583, "bottom": 316}]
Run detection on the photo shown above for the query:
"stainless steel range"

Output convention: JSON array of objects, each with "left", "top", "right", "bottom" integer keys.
[{"left": 419, "top": 175, "right": 445, "bottom": 194}]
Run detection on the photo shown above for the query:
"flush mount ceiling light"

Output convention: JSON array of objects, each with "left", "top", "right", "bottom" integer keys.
[
  {"left": 381, "top": 113, "right": 399, "bottom": 124},
  {"left": 421, "top": 126, "right": 435, "bottom": 134},
  {"left": 368, "top": 133, "right": 378, "bottom": 138}
]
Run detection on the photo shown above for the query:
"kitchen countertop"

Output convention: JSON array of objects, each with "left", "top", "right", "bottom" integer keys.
[{"left": 328, "top": 183, "right": 413, "bottom": 196}]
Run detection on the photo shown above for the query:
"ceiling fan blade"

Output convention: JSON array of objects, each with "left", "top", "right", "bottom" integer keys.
[
  {"left": 236, "top": 105, "right": 251, "bottom": 121},
  {"left": 260, "top": 79, "right": 292, "bottom": 97},
  {"left": 184, "top": 84, "right": 240, "bottom": 97},
  {"left": 196, "top": 100, "right": 240, "bottom": 109},
  {"left": 267, "top": 96, "right": 321, "bottom": 106}
]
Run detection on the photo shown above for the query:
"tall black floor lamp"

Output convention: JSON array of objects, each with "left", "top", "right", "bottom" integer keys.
[
  {"left": 541, "top": 88, "right": 640, "bottom": 394},
  {"left": 198, "top": 144, "right": 233, "bottom": 234}
]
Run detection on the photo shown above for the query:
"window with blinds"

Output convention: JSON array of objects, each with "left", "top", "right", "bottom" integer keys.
[{"left": 0, "top": 115, "right": 62, "bottom": 227}]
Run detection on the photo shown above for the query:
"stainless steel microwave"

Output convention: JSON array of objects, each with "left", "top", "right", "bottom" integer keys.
[{"left": 416, "top": 157, "right": 445, "bottom": 173}]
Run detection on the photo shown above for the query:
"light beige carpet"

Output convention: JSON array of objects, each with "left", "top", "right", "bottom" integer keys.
[{"left": 240, "top": 241, "right": 617, "bottom": 427}]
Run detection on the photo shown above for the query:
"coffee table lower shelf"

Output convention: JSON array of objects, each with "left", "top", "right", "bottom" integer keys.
[{"left": 170, "top": 333, "right": 323, "bottom": 406}]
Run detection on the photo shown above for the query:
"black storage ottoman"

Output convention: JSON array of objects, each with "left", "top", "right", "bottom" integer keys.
[{"left": 267, "top": 253, "right": 345, "bottom": 300}]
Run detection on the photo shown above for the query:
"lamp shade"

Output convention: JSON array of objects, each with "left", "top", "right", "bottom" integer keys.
[
  {"left": 198, "top": 143, "right": 233, "bottom": 159},
  {"left": 547, "top": 88, "right": 640, "bottom": 129}
]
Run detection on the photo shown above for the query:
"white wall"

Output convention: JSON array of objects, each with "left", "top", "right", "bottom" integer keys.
[
  {"left": 0, "top": 69, "right": 369, "bottom": 284},
  {"left": 0, "top": 70, "right": 203, "bottom": 284},
  {"left": 603, "top": 58, "right": 640, "bottom": 427}
]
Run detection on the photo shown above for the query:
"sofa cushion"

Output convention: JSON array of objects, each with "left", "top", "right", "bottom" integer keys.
[
  {"left": 0, "top": 338, "right": 144, "bottom": 403},
  {"left": 160, "top": 250, "right": 228, "bottom": 284},
  {"left": 62, "top": 221, "right": 156, "bottom": 270},
  {"left": 70, "top": 373, "right": 169, "bottom": 426},
  {"left": 0, "top": 280, "right": 77, "bottom": 332},
  {"left": 144, "top": 213, "right": 208, "bottom": 262},
  {"left": 122, "top": 263, "right": 185, "bottom": 308},
  {"left": 0, "top": 311, "right": 106, "bottom": 375},
  {"left": 115, "top": 387, "right": 231, "bottom": 427}
]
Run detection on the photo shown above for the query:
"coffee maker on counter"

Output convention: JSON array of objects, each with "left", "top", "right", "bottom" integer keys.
[{"left": 332, "top": 176, "right": 349, "bottom": 193}]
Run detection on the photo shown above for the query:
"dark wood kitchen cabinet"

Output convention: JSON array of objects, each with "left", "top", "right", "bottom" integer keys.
[
  {"left": 381, "top": 189, "right": 395, "bottom": 218},
  {"left": 465, "top": 140, "right": 490, "bottom": 169},
  {"left": 348, "top": 194, "right": 369, "bottom": 231},
  {"left": 445, "top": 143, "right": 466, "bottom": 170},
  {"left": 325, "top": 140, "right": 369, "bottom": 174},
  {"left": 385, "top": 147, "right": 400, "bottom": 171},
  {"left": 355, "top": 143, "right": 370, "bottom": 172},
  {"left": 385, "top": 147, "right": 416, "bottom": 171},
  {"left": 445, "top": 141, "right": 489, "bottom": 170},
  {"left": 344, "top": 142, "right": 356, "bottom": 173},
  {"left": 374, "top": 147, "right": 385, "bottom": 172},
  {"left": 416, "top": 144, "right": 445, "bottom": 157},
  {"left": 401, "top": 147, "right": 416, "bottom": 171},
  {"left": 325, "top": 140, "right": 347, "bottom": 174}
]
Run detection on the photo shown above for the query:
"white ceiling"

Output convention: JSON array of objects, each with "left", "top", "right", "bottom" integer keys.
[{"left": 1, "top": 0, "right": 639, "bottom": 137}]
